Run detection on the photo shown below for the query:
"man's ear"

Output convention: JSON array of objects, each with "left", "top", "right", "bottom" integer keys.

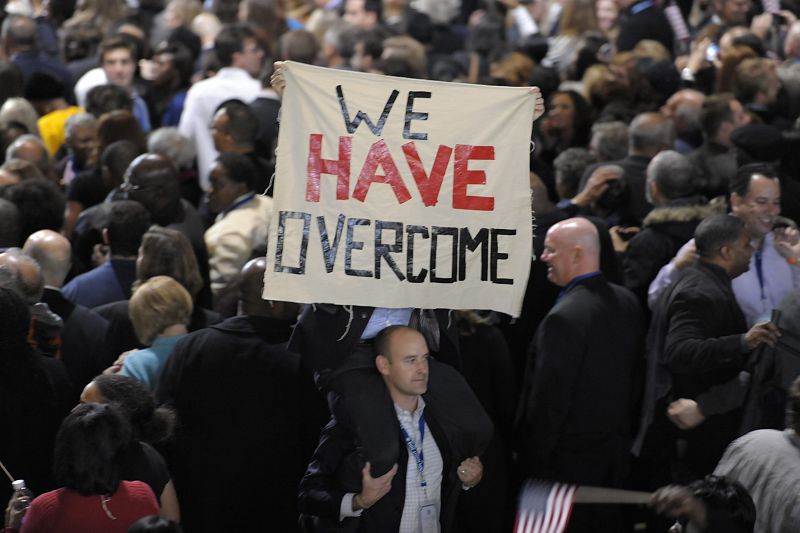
[
  {"left": 375, "top": 354, "right": 390, "bottom": 376},
  {"left": 571, "top": 245, "right": 583, "bottom": 264},
  {"left": 648, "top": 179, "right": 658, "bottom": 200},
  {"left": 718, "top": 243, "right": 733, "bottom": 262}
]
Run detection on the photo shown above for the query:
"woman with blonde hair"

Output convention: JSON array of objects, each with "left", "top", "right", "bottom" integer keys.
[
  {"left": 96, "top": 226, "right": 218, "bottom": 370},
  {"left": 543, "top": 0, "right": 598, "bottom": 75},
  {"left": 110, "top": 276, "right": 193, "bottom": 391},
  {"left": 63, "top": 0, "right": 127, "bottom": 38}
]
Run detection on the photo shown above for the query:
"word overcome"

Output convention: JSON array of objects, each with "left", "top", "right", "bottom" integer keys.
[{"left": 274, "top": 212, "right": 516, "bottom": 285}]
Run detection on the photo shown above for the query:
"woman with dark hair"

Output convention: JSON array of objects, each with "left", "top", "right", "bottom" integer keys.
[
  {"left": 0, "top": 288, "right": 63, "bottom": 507},
  {"left": 134, "top": 227, "right": 204, "bottom": 298},
  {"left": 80, "top": 374, "right": 180, "bottom": 523},
  {"left": 4, "top": 403, "right": 158, "bottom": 532},
  {"left": 540, "top": 90, "right": 593, "bottom": 152},
  {"left": 531, "top": 89, "right": 594, "bottom": 202}
]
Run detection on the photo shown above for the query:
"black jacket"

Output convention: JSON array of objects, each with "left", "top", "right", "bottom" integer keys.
[
  {"left": 616, "top": 1, "right": 675, "bottom": 54},
  {"left": 156, "top": 315, "right": 327, "bottom": 533},
  {"left": 298, "top": 410, "right": 460, "bottom": 533},
  {"left": 623, "top": 198, "right": 719, "bottom": 308},
  {"left": 516, "top": 274, "right": 643, "bottom": 485},
  {"left": 635, "top": 261, "right": 751, "bottom": 473}
]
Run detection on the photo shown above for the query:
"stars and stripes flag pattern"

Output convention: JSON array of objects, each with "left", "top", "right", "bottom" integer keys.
[
  {"left": 664, "top": 2, "right": 691, "bottom": 41},
  {"left": 515, "top": 481, "right": 577, "bottom": 533}
]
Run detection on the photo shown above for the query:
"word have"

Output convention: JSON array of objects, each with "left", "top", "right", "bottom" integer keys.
[
  {"left": 274, "top": 211, "right": 516, "bottom": 285},
  {"left": 305, "top": 86, "right": 496, "bottom": 211}
]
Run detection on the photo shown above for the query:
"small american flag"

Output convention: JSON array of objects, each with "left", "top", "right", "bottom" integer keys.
[
  {"left": 664, "top": 3, "right": 691, "bottom": 41},
  {"left": 515, "top": 481, "right": 577, "bottom": 533},
  {"left": 762, "top": 0, "right": 780, "bottom": 13}
]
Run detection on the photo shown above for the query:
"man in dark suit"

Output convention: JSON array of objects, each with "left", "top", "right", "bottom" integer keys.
[
  {"left": 637, "top": 214, "right": 780, "bottom": 480},
  {"left": 2, "top": 14, "right": 73, "bottom": 100},
  {"left": 298, "top": 325, "right": 483, "bottom": 533},
  {"left": 156, "top": 258, "right": 327, "bottom": 533},
  {"left": 516, "top": 217, "right": 644, "bottom": 532},
  {"left": 23, "top": 230, "right": 108, "bottom": 398}
]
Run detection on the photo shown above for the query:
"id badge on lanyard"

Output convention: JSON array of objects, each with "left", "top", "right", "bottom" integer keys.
[
  {"left": 419, "top": 503, "right": 440, "bottom": 533},
  {"left": 401, "top": 414, "right": 440, "bottom": 533}
]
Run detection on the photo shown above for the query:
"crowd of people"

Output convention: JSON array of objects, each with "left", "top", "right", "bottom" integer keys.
[{"left": 2, "top": 0, "right": 800, "bottom": 531}]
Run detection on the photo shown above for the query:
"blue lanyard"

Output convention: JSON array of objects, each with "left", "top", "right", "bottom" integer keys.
[
  {"left": 400, "top": 413, "right": 426, "bottom": 488},
  {"left": 557, "top": 271, "right": 601, "bottom": 302},
  {"left": 754, "top": 249, "right": 766, "bottom": 301},
  {"left": 631, "top": 0, "right": 655, "bottom": 14},
  {"left": 221, "top": 193, "right": 256, "bottom": 217}
]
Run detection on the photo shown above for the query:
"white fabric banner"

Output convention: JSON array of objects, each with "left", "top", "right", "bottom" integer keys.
[{"left": 264, "top": 62, "right": 533, "bottom": 317}]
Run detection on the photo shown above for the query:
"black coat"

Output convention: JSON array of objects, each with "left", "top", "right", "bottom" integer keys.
[
  {"left": 156, "top": 315, "right": 327, "bottom": 533},
  {"left": 623, "top": 198, "right": 718, "bottom": 309},
  {"left": 516, "top": 274, "right": 643, "bottom": 486},
  {"left": 636, "top": 261, "right": 751, "bottom": 476},
  {"left": 616, "top": 1, "right": 675, "bottom": 54},
  {"left": 41, "top": 287, "right": 108, "bottom": 396},
  {"left": 298, "top": 410, "right": 459, "bottom": 533}
]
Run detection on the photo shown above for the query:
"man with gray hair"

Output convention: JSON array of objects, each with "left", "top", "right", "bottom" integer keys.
[
  {"left": 0, "top": 248, "right": 62, "bottom": 358},
  {"left": 553, "top": 147, "right": 596, "bottom": 201},
  {"left": 589, "top": 121, "right": 629, "bottom": 162},
  {"left": 58, "top": 112, "right": 97, "bottom": 186},
  {"left": 712, "top": 374, "right": 800, "bottom": 532},
  {"left": 620, "top": 150, "right": 718, "bottom": 308},
  {"left": 61, "top": 113, "right": 99, "bottom": 236},
  {"left": 578, "top": 112, "right": 675, "bottom": 226}
]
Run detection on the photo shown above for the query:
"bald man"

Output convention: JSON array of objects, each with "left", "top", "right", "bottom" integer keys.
[
  {"left": 660, "top": 89, "right": 705, "bottom": 154},
  {"left": 123, "top": 153, "right": 211, "bottom": 304},
  {"left": 23, "top": 230, "right": 109, "bottom": 396},
  {"left": 515, "top": 217, "right": 643, "bottom": 533}
]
